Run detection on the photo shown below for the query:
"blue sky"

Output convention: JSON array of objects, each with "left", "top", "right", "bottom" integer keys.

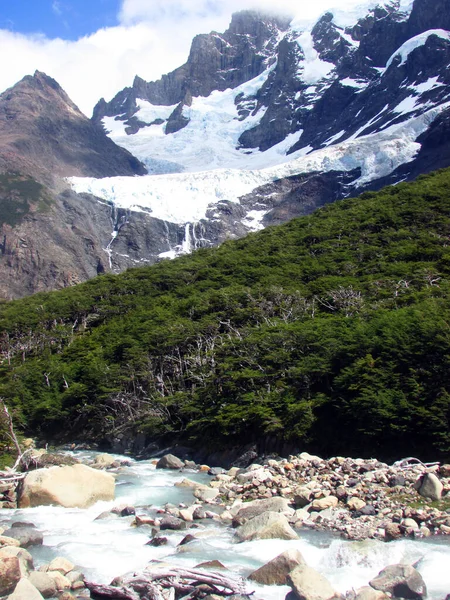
[{"left": 0, "top": 0, "right": 122, "bottom": 40}]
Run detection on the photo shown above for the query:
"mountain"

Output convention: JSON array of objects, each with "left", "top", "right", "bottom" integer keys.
[
  {"left": 82, "top": 0, "right": 450, "bottom": 260},
  {"left": 1, "top": 166, "right": 450, "bottom": 459},
  {"left": 0, "top": 72, "right": 146, "bottom": 299},
  {"left": 2, "top": 0, "right": 450, "bottom": 299}
]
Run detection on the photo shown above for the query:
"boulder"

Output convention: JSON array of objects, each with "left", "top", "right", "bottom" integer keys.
[
  {"left": 156, "top": 454, "right": 184, "bottom": 470},
  {"left": 309, "top": 496, "right": 338, "bottom": 512},
  {"left": 293, "top": 487, "right": 312, "bottom": 508},
  {"left": 175, "top": 478, "right": 208, "bottom": 489},
  {"left": 46, "top": 571, "right": 71, "bottom": 591},
  {"left": 347, "top": 498, "right": 366, "bottom": 511},
  {"left": 369, "top": 564, "right": 427, "bottom": 599},
  {"left": 159, "top": 515, "right": 186, "bottom": 531},
  {"left": 93, "top": 453, "right": 117, "bottom": 468},
  {"left": 28, "top": 571, "right": 58, "bottom": 598},
  {"left": 0, "top": 535, "right": 21, "bottom": 547},
  {"left": 233, "top": 497, "right": 294, "bottom": 526},
  {"left": 193, "top": 487, "right": 220, "bottom": 502},
  {"left": 0, "top": 547, "right": 33, "bottom": 576},
  {"left": 384, "top": 523, "right": 402, "bottom": 541},
  {"left": 2, "top": 527, "right": 43, "bottom": 548},
  {"left": 288, "top": 564, "right": 337, "bottom": 600},
  {"left": 18, "top": 464, "right": 115, "bottom": 508},
  {"left": 417, "top": 472, "right": 443, "bottom": 501},
  {"left": 8, "top": 577, "right": 44, "bottom": 600},
  {"left": 235, "top": 511, "right": 299, "bottom": 542},
  {"left": 47, "top": 557, "right": 74, "bottom": 574},
  {"left": 0, "top": 556, "right": 21, "bottom": 595},
  {"left": 249, "top": 549, "right": 306, "bottom": 585}
]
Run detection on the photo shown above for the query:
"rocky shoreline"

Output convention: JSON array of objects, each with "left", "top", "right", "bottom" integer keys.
[{"left": 0, "top": 448, "right": 449, "bottom": 600}]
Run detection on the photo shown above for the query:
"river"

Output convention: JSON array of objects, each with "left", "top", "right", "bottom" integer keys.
[{"left": 1, "top": 452, "right": 449, "bottom": 599}]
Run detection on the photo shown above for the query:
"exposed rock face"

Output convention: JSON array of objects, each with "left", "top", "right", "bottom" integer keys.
[
  {"left": 93, "top": 11, "right": 290, "bottom": 129},
  {"left": 18, "top": 464, "right": 115, "bottom": 508},
  {"left": 0, "top": 71, "right": 146, "bottom": 181}
]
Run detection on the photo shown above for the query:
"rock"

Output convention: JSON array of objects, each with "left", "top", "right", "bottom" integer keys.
[
  {"left": 93, "top": 453, "right": 117, "bottom": 468},
  {"left": 134, "top": 516, "right": 155, "bottom": 527},
  {"left": 288, "top": 564, "right": 337, "bottom": 600},
  {"left": 440, "top": 464, "right": 450, "bottom": 477},
  {"left": 0, "top": 547, "right": 33, "bottom": 576},
  {"left": 2, "top": 527, "right": 43, "bottom": 548},
  {"left": 249, "top": 549, "right": 306, "bottom": 585},
  {"left": 235, "top": 511, "right": 298, "bottom": 542},
  {"left": 402, "top": 518, "right": 419, "bottom": 531},
  {"left": 369, "top": 564, "right": 427, "bottom": 599},
  {"left": 309, "top": 496, "right": 338, "bottom": 512},
  {"left": 0, "top": 536, "right": 21, "bottom": 547},
  {"left": 193, "top": 487, "right": 220, "bottom": 502},
  {"left": 347, "top": 498, "right": 366, "bottom": 511},
  {"left": 208, "top": 467, "right": 226, "bottom": 476},
  {"left": 195, "top": 560, "right": 226, "bottom": 570},
  {"left": 178, "top": 534, "right": 196, "bottom": 546},
  {"left": 159, "top": 516, "right": 186, "bottom": 530},
  {"left": 156, "top": 454, "right": 184, "bottom": 470},
  {"left": 389, "top": 475, "right": 406, "bottom": 487},
  {"left": 47, "top": 557, "right": 74, "bottom": 575},
  {"left": 233, "top": 497, "right": 294, "bottom": 526},
  {"left": 293, "top": 487, "right": 312, "bottom": 508},
  {"left": 18, "top": 464, "right": 115, "bottom": 508},
  {"left": 120, "top": 506, "right": 136, "bottom": 517},
  {"left": 147, "top": 536, "right": 168, "bottom": 547},
  {"left": 354, "top": 586, "right": 389, "bottom": 600},
  {"left": 0, "top": 556, "right": 21, "bottom": 595},
  {"left": 28, "top": 571, "right": 58, "bottom": 598},
  {"left": 175, "top": 479, "right": 207, "bottom": 489},
  {"left": 46, "top": 571, "right": 71, "bottom": 591},
  {"left": 384, "top": 523, "right": 402, "bottom": 541},
  {"left": 193, "top": 507, "right": 207, "bottom": 520},
  {"left": 8, "top": 577, "right": 44, "bottom": 600},
  {"left": 417, "top": 472, "right": 443, "bottom": 501},
  {"left": 65, "top": 571, "right": 84, "bottom": 585}
]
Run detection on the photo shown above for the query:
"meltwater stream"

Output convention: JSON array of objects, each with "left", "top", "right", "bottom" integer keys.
[{"left": 1, "top": 452, "right": 450, "bottom": 599}]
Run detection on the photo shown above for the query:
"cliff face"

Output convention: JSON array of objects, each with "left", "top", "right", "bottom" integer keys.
[{"left": 0, "top": 72, "right": 147, "bottom": 299}]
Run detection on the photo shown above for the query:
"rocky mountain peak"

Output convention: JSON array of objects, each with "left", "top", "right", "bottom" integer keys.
[{"left": 0, "top": 71, "right": 146, "bottom": 182}]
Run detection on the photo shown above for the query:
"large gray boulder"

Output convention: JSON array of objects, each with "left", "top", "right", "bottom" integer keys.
[
  {"left": 18, "top": 464, "right": 115, "bottom": 508},
  {"left": 233, "top": 497, "right": 294, "bottom": 526},
  {"left": 235, "top": 511, "right": 298, "bottom": 542},
  {"left": 288, "top": 564, "right": 337, "bottom": 600},
  {"left": 2, "top": 527, "right": 43, "bottom": 548},
  {"left": 369, "top": 564, "right": 427, "bottom": 599},
  {"left": 416, "top": 472, "right": 443, "bottom": 501},
  {"left": 249, "top": 549, "right": 306, "bottom": 585},
  {"left": 156, "top": 454, "right": 184, "bottom": 470}
]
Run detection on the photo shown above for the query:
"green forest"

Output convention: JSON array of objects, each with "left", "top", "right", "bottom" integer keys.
[{"left": 1, "top": 168, "right": 450, "bottom": 460}]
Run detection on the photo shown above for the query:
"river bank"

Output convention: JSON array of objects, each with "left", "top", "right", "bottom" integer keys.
[{"left": 1, "top": 449, "right": 450, "bottom": 599}]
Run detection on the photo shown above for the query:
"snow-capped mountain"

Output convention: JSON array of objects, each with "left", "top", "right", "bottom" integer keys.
[
  {"left": 71, "top": 0, "right": 450, "bottom": 267},
  {"left": 1, "top": 0, "right": 450, "bottom": 298}
]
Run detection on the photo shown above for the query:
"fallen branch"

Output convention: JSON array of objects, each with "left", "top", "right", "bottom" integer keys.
[{"left": 86, "top": 566, "right": 251, "bottom": 600}]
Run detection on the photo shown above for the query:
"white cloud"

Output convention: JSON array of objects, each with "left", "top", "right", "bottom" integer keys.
[{"left": 0, "top": 0, "right": 382, "bottom": 116}]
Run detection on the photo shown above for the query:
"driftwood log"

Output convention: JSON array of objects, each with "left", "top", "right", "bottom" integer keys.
[{"left": 86, "top": 566, "right": 251, "bottom": 600}]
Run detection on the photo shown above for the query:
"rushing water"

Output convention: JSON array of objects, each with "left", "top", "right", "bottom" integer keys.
[{"left": 1, "top": 451, "right": 449, "bottom": 599}]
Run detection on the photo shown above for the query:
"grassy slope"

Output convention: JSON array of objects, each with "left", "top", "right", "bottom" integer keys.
[{"left": 1, "top": 168, "right": 450, "bottom": 460}]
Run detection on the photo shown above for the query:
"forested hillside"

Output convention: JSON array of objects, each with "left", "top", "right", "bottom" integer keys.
[{"left": 1, "top": 168, "right": 450, "bottom": 460}]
